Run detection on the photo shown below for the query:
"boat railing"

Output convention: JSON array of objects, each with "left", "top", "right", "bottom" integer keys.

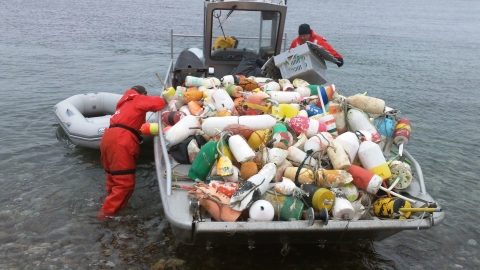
[
  {"left": 403, "top": 150, "right": 427, "bottom": 195},
  {"left": 170, "top": 30, "right": 288, "bottom": 60}
]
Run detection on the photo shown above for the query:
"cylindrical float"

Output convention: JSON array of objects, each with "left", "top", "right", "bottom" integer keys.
[
  {"left": 188, "top": 140, "right": 218, "bottom": 181},
  {"left": 346, "top": 95, "right": 385, "bottom": 114},
  {"left": 335, "top": 131, "right": 360, "bottom": 163},
  {"left": 262, "top": 192, "right": 304, "bottom": 221},
  {"left": 315, "top": 169, "right": 353, "bottom": 188},
  {"left": 286, "top": 146, "right": 318, "bottom": 167},
  {"left": 229, "top": 134, "right": 256, "bottom": 163},
  {"left": 374, "top": 116, "right": 395, "bottom": 155},
  {"left": 289, "top": 116, "right": 327, "bottom": 138},
  {"left": 268, "top": 91, "right": 302, "bottom": 104},
  {"left": 347, "top": 164, "right": 383, "bottom": 194},
  {"left": 328, "top": 101, "right": 346, "bottom": 134},
  {"left": 393, "top": 118, "right": 411, "bottom": 155},
  {"left": 164, "top": 115, "right": 200, "bottom": 146},
  {"left": 140, "top": 123, "right": 159, "bottom": 135},
  {"left": 161, "top": 111, "right": 187, "bottom": 126},
  {"left": 358, "top": 141, "right": 392, "bottom": 180},
  {"left": 301, "top": 184, "right": 335, "bottom": 211},
  {"left": 331, "top": 188, "right": 355, "bottom": 220},
  {"left": 373, "top": 197, "right": 412, "bottom": 219},
  {"left": 346, "top": 108, "right": 381, "bottom": 143},
  {"left": 283, "top": 167, "right": 315, "bottom": 184},
  {"left": 326, "top": 140, "right": 351, "bottom": 170},
  {"left": 303, "top": 132, "right": 333, "bottom": 158}
]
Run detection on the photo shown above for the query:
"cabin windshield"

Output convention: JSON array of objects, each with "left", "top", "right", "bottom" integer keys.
[{"left": 210, "top": 8, "right": 281, "bottom": 61}]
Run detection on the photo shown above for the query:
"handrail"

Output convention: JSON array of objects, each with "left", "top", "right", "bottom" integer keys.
[{"left": 403, "top": 150, "right": 426, "bottom": 195}]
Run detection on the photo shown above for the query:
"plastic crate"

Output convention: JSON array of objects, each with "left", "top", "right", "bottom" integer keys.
[{"left": 273, "top": 43, "right": 328, "bottom": 84}]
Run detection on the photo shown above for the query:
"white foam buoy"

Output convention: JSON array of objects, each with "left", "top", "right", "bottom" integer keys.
[
  {"left": 268, "top": 91, "right": 302, "bottom": 104},
  {"left": 335, "top": 132, "right": 360, "bottom": 163},
  {"left": 164, "top": 115, "right": 200, "bottom": 146},
  {"left": 228, "top": 135, "right": 256, "bottom": 163},
  {"left": 331, "top": 188, "right": 355, "bottom": 220},
  {"left": 358, "top": 141, "right": 392, "bottom": 180},
  {"left": 346, "top": 108, "right": 381, "bottom": 143},
  {"left": 249, "top": 200, "right": 275, "bottom": 221}
]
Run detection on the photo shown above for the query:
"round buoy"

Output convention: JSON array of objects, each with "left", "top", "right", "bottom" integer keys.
[{"left": 249, "top": 200, "right": 275, "bottom": 221}]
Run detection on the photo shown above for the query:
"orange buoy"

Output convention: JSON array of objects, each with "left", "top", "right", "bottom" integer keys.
[
  {"left": 187, "top": 101, "right": 204, "bottom": 116},
  {"left": 183, "top": 87, "right": 203, "bottom": 101}
]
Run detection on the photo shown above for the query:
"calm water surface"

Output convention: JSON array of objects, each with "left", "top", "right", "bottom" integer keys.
[{"left": 1, "top": 0, "right": 479, "bottom": 269}]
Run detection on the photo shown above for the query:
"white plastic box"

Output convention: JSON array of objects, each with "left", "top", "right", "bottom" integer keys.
[{"left": 273, "top": 43, "right": 329, "bottom": 84}]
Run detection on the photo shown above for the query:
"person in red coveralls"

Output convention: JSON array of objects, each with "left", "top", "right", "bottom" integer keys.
[
  {"left": 289, "top": 23, "right": 344, "bottom": 67},
  {"left": 98, "top": 85, "right": 165, "bottom": 219}
]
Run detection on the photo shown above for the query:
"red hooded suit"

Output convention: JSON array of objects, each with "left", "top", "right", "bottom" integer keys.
[
  {"left": 289, "top": 29, "right": 343, "bottom": 60},
  {"left": 99, "top": 89, "right": 165, "bottom": 217}
]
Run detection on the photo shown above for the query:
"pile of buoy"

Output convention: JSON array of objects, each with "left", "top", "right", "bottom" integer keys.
[{"left": 142, "top": 74, "right": 436, "bottom": 223}]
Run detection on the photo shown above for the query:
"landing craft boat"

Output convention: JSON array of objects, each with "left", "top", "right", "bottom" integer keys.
[
  {"left": 54, "top": 92, "right": 157, "bottom": 149},
  {"left": 153, "top": 0, "right": 444, "bottom": 248}
]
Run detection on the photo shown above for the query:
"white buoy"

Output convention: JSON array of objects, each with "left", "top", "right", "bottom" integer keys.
[
  {"left": 303, "top": 132, "right": 332, "bottom": 158},
  {"left": 268, "top": 91, "right": 302, "bottom": 104},
  {"left": 212, "top": 89, "right": 235, "bottom": 112},
  {"left": 331, "top": 188, "right": 355, "bottom": 220},
  {"left": 346, "top": 108, "right": 381, "bottom": 143},
  {"left": 262, "top": 81, "right": 280, "bottom": 92},
  {"left": 228, "top": 135, "right": 256, "bottom": 163},
  {"left": 164, "top": 115, "right": 200, "bottom": 146},
  {"left": 267, "top": 147, "right": 288, "bottom": 165},
  {"left": 238, "top": 115, "right": 277, "bottom": 130},
  {"left": 295, "top": 86, "right": 311, "bottom": 97},
  {"left": 287, "top": 146, "right": 318, "bottom": 167},
  {"left": 335, "top": 131, "right": 360, "bottom": 163},
  {"left": 249, "top": 200, "right": 275, "bottom": 221},
  {"left": 358, "top": 141, "right": 392, "bottom": 180},
  {"left": 201, "top": 116, "right": 239, "bottom": 136}
]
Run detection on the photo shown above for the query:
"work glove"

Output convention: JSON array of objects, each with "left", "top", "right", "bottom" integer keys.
[{"left": 336, "top": 58, "right": 344, "bottom": 67}]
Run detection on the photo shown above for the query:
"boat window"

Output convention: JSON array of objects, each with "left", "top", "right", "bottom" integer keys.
[{"left": 210, "top": 9, "right": 281, "bottom": 61}]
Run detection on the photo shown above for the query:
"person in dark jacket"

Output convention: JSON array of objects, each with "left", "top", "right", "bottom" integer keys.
[
  {"left": 98, "top": 85, "right": 166, "bottom": 219},
  {"left": 289, "top": 23, "right": 344, "bottom": 67}
]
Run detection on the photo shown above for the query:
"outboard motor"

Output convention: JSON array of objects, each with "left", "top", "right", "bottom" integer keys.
[{"left": 173, "top": 48, "right": 207, "bottom": 88}]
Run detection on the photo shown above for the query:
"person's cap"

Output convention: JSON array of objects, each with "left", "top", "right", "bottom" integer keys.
[
  {"left": 298, "top": 24, "right": 311, "bottom": 35},
  {"left": 131, "top": 85, "right": 147, "bottom": 95}
]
